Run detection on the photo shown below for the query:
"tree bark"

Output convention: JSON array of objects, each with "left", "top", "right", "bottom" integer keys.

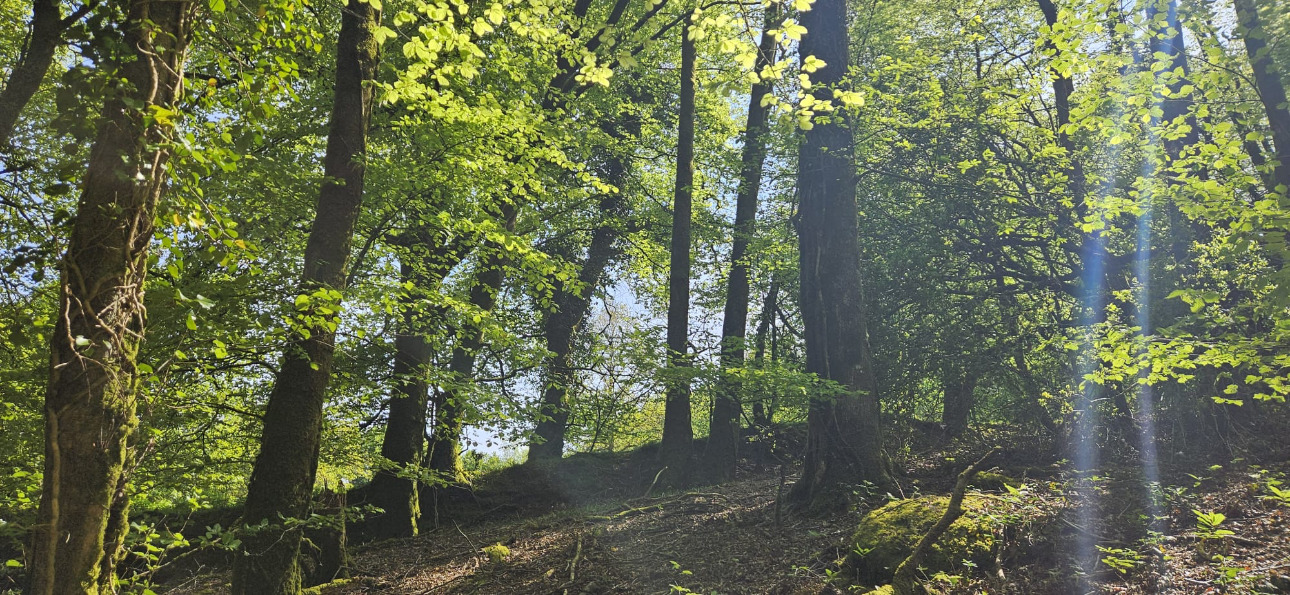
[
  {"left": 790, "top": 0, "right": 892, "bottom": 506},
  {"left": 231, "top": 2, "right": 380, "bottom": 591},
  {"left": 749, "top": 280, "right": 778, "bottom": 466},
  {"left": 427, "top": 205, "right": 517, "bottom": 481},
  {"left": 364, "top": 266, "right": 432, "bottom": 540},
  {"left": 658, "top": 17, "right": 696, "bottom": 488},
  {"left": 1036, "top": 0, "right": 1083, "bottom": 203},
  {"left": 1234, "top": 0, "right": 1290, "bottom": 195},
  {"left": 940, "top": 368, "right": 976, "bottom": 439},
  {"left": 0, "top": 0, "right": 77, "bottom": 147},
  {"left": 704, "top": 5, "right": 779, "bottom": 481},
  {"left": 25, "top": 1, "right": 191, "bottom": 592},
  {"left": 362, "top": 233, "right": 471, "bottom": 540},
  {"left": 527, "top": 159, "right": 629, "bottom": 462}
]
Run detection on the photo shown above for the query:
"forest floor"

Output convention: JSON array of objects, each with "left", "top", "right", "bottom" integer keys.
[{"left": 162, "top": 421, "right": 1290, "bottom": 594}]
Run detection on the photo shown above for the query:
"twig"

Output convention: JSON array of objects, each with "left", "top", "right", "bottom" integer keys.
[
  {"left": 644, "top": 466, "right": 667, "bottom": 498},
  {"left": 892, "top": 447, "right": 1000, "bottom": 595},
  {"left": 453, "top": 520, "right": 476, "bottom": 553},
  {"left": 562, "top": 532, "right": 584, "bottom": 595}
]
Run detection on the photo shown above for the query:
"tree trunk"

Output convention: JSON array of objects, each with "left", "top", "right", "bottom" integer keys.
[
  {"left": 749, "top": 280, "right": 778, "bottom": 466},
  {"left": 1036, "top": 0, "right": 1084, "bottom": 204},
  {"left": 0, "top": 0, "right": 71, "bottom": 147},
  {"left": 363, "top": 266, "right": 432, "bottom": 540},
  {"left": 704, "top": 5, "right": 779, "bottom": 481},
  {"left": 790, "top": 0, "right": 892, "bottom": 506},
  {"left": 231, "top": 2, "right": 380, "bottom": 591},
  {"left": 658, "top": 17, "right": 696, "bottom": 488},
  {"left": 527, "top": 164, "right": 628, "bottom": 462},
  {"left": 1234, "top": 0, "right": 1290, "bottom": 195},
  {"left": 362, "top": 233, "right": 470, "bottom": 540},
  {"left": 427, "top": 205, "right": 517, "bottom": 481},
  {"left": 25, "top": 1, "right": 191, "bottom": 592},
  {"left": 940, "top": 368, "right": 976, "bottom": 439}
]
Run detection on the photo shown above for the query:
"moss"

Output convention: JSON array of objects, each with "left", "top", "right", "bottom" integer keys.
[
  {"left": 482, "top": 543, "right": 511, "bottom": 562},
  {"left": 970, "top": 471, "right": 1020, "bottom": 492},
  {"left": 843, "top": 495, "right": 996, "bottom": 584},
  {"left": 303, "top": 578, "right": 352, "bottom": 594}
]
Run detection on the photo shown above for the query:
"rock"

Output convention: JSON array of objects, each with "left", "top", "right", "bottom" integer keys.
[
  {"left": 969, "top": 471, "right": 1020, "bottom": 492},
  {"left": 842, "top": 495, "right": 996, "bottom": 584}
]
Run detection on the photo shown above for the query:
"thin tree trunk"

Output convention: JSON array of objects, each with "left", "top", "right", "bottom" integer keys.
[
  {"left": 427, "top": 205, "right": 517, "bottom": 481},
  {"left": 25, "top": 1, "right": 191, "bottom": 592},
  {"left": 750, "top": 280, "right": 777, "bottom": 431},
  {"left": 1036, "top": 0, "right": 1084, "bottom": 203},
  {"left": 0, "top": 0, "right": 81, "bottom": 147},
  {"left": 659, "top": 17, "right": 696, "bottom": 488},
  {"left": 940, "top": 368, "right": 976, "bottom": 438},
  {"left": 749, "top": 280, "right": 778, "bottom": 467},
  {"left": 363, "top": 265, "right": 432, "bottom": 540},
  {"left": 362, "top": 233, "right": 470, "bottom": 540},
  {"left": 1234, "top": 0, "right": 1290, "bottom": 194},
  {"left": 1146, "top": 0, "right": 1203, "bottom": 292},
  {"left": 527, "top": 168, "right": 628, "bottom": 462},
  {"left": 791, "top": 0, "right": 892, "bottom": 507},
  {"left": 704, "top": 5, "right": 779, "bottom": 481},
  {"left": 231, "top": 2, "right": 380, "bottom": 591}
]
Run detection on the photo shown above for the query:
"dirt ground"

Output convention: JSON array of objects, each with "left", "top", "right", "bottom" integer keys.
[{"left": 161, "top": 424, "right": 1290, "bottom": 595}]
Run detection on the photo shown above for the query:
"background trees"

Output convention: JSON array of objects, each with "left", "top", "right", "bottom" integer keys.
[{"left": 1, "top": 0, "right": 1289, "bottom": 589}]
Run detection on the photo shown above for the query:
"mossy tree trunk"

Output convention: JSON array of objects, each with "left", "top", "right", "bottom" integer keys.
[
  {"left": 232, "top": 2, "right": 380, "bottom": 591},
  {"left": 790, "top": 0, "right": 892, "bottom": 506},
  {"left": 940, "top": 368, "right": 976, "bottom": 439},
  {"left": 659, "top": 16, "right": 696, "bottom": 488},
  {"left": 364, "top": 233, "right": 471, "bottom": 540},
  {"left": 25, "top": 1, "right": 192, "bottom": 592},
  {"left": 705, "top": 5, "right": 779, "bottom": 481}
]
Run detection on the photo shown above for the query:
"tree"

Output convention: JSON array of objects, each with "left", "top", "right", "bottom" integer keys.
[
  {"left": 790, "top": 0, "right": 892, "bottom": 506},
  {"left": 1234, "top": 0, "right": 1290, "bottom": 194},
  {"left": 362, "top": 226, "right": 471, "bottom": 540},
  {"left": 704, "top": 4, "right": 779, "bottom": 480},
  {"left": 658, "top": 13, "right": 697, "bottom": 488},
  {"left": 527, "top": 134, "right": 631, "bottom": 462},
  {"left": 25, "top": 0, "right": 193, "bottom": 591},
  {"left": 0, "top": 0, "right": 96, "bottom": 147},
  {"left": 427, "top": 204, "right": 517, "bottom": 482},
  {"left": 232, "top": 0, "right": 380, "bottom": 590}
]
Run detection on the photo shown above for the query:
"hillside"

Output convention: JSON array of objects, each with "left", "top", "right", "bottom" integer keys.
[{"left": 158, "top": 426, "right": 1290, "bottom": 594}]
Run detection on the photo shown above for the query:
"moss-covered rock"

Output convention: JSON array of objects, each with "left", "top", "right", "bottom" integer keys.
[
  {"left": 843, "top": 495, "right": 996, "bottom": 584},
  {"left": 970, "top": 471, "right": 1020, "bottom": 492}
]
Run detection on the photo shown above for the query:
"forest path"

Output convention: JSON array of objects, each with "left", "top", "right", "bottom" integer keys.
[{"left": 329, "top": 469, "right": 848, "bottom": 594}]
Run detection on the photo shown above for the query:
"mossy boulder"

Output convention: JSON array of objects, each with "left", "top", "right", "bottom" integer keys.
[
  {"left": 843, "top": 495, "right": 996, "bottom": 584},
  {"left": 970, "top": 471, "right": 1020, "bottom": 492}
]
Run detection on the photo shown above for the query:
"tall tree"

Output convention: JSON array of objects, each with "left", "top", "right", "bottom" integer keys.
[
  {"left": 231, "top": 0, "right": 381, "bottom": 590},
  {"left": 527, "top": 146, "right": 630, "bottom": 462},
  {"left": 361, "top": 229, "right": 469, "bottom": 540},
  {"left": 658, "top": 14, "right": 697, "bottom": 487},
  {"left": 0, "top": 0, "right": 94, "bottom": 147},
  {"left": 940, "top": 366, "right": 976, "bottom": 438},
  {"left": 790, "top": 0, "right": 892, "bottom": 505},
  {"left": 704, "top": 5, "right": 779, "bottom": 480},
  {"left": 427, "top": 203, "right": 517, "bottom": 481},
  {"left": 25, "top": 0, "right": 193, "bottom": 591},
  {"left": 1234, "top": 0, "right": 1290, "bottom": 194}
]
